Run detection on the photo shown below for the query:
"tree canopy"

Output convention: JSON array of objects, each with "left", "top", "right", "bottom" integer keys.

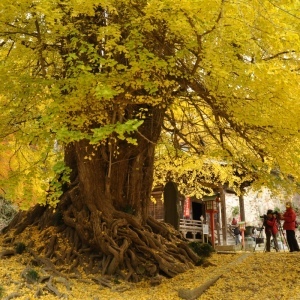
[
  {"left": 152, "top": 1, "right": 300, "bottom": 197},
  {"left": 0, "top": 0, "right": 300, "bottom": 281},
  {"left": 1, "top": 0, "right": 300, "bottom": 204}
]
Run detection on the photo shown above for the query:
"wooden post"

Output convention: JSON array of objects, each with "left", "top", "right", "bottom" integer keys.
[
  {"left": 239, "top": 190, "right": 246, "bottom": 222},
  {"left": 219, "top": 185, "right": 227, "bottom": 245},
  {"left": 209, "top": 212, "right": 215, "bottom": 248}
]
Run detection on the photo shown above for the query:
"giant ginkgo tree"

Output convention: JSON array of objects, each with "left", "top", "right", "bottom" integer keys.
[{"left": 1, "top": 0, "right": 300, "bottom": 281}]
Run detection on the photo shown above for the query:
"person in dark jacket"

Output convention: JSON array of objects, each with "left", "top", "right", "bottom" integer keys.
[
  {"left": 264, "top": 210, "right": 279, "bottom": 252},
  {"left": 233, "top": 225, "right": 241, "bottom": 245},
  {"left": 280, "top": 201, "right": 300, "bottom": 252}
]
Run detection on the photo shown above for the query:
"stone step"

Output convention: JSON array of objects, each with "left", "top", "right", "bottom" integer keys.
[{"left": 215, "top": 244, "right": 242, "bottom": 252}]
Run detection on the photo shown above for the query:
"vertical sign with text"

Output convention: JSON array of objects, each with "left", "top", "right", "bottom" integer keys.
[{"left": 184, "top": 196, "right": 191, "bottom": 218}]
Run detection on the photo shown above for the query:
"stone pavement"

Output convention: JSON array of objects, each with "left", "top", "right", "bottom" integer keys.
[{"left": 178, "top": 253, "right": 252, "bottom": 300}]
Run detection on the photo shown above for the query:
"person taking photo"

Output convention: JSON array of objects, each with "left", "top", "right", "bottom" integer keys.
[
  {"left": 264, "top": 210, "right": 279, "bottom": 252},
  {"left": 280, "top": 201, "right": 300, "bottom": 252}
]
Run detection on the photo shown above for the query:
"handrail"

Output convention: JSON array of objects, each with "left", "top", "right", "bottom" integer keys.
[
  {"left": 179, "top": 219, "right": 204, "bottom": 241},
  {"left": 227, "top": 224, "right": 235, "bottom": 238},
  {"left": 180, "top": 219, "right": 202, "bottom": 226}
]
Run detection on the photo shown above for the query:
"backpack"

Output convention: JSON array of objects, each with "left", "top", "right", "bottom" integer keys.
[{"left": 233, "top": 227, "right": 240, "bottom": 235}]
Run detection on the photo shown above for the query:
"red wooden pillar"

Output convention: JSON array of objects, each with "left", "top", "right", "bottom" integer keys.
[{"left": 204, "top": 195, "right": 220, "bottom": 248}]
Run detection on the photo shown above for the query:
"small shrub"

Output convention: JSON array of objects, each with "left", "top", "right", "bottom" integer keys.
[
  {"left": 188, "top": 242, "right": 214, "bottom": 258},
  {"left": 113, "top": 277, "right": 121, "bottom": 284},
  {"left": 0, "top": 285, "right": 4, "bottom": 299},
  {"left": 231, "top": 206, "right": 239, "bottom": 217},
  {"left": 195, "top": 257, "right": 206, "bottom": 266},
  {"left": 15, "top": 242, "right": 26, "bottom": 254},
  {"left": 25, "top": 269, "right": 40, "bottom": 283}
]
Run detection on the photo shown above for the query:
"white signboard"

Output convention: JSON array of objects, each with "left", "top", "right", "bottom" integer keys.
[{"left": 203, "top": 224, "right": 209, "bottom": 235}]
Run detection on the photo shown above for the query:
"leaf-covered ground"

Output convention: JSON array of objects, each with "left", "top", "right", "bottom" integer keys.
[{"left": 1, "top": 239, "right": 300, "bottom": 300}]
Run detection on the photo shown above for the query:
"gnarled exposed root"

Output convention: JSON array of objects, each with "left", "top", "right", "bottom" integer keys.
[{"left": 1, "top": 204, "right": 200, "bottom": 282}]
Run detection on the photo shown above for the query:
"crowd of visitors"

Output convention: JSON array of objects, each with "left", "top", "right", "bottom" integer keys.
[{"left": 230, "top": 201, "right": 299, "bottom": 252}]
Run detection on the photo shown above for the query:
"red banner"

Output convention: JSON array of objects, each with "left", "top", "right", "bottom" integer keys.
[{"left": 184, "top": 196, "right": 191, "bottom": 218}]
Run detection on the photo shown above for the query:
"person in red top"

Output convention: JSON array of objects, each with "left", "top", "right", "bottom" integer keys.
[
  {"left": 280, "top": 201, "right": 300, "bottom": 252},
  {"left": 231, "top": 218, "right": 237, "bottom": 225},
  {"left": 264, "top": 210, "right": 279, "bottom": 252}
]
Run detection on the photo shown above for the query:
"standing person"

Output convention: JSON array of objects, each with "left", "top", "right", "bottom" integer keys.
[
  {"left": 251, "top": 227, "right": 257, "bottom": 242},
  {"left": 231, "top": 217, "right": 237, "bottom": 226},
  {"left": 231, "top": 217, "right": 237, "bottom": 235},
  {"left": 264, "top": 210, "right": 279, "bottom": 252},
  {"left": 280, "top": 201, "right": 300, "bottom": 252},
  {"left": 233, "top": 225, "right": 241, "bottom": 245}
]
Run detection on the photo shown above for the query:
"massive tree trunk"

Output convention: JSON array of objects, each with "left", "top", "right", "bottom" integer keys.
[{"left": 2, "top": 105, "right": 199, "bottom": 282}]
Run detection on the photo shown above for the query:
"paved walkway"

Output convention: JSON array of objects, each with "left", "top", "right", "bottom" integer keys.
[{"left": 178, "top": 253, "right": 252, "bottom": 300}]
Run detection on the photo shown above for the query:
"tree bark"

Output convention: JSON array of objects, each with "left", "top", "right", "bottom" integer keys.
[{"left": 239, "top": 192, "right": 246, "bottom": 222}]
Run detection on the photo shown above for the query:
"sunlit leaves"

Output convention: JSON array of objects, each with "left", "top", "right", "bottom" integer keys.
[
  {"left": 90, "top": 119, "right": 144, "bottom": 145},
  {"left": 152, "top": 0, "right": 300, "bottom": 196},
  {"left": 0, "top": 0, "right": 300, "bottom": 207}
]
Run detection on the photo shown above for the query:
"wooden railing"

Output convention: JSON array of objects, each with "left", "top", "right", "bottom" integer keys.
[
  {"left": 227, "top": 224, "right": 235, "bottom": 238},
  {"left": 179, "top": 219, "right": 208, "bottom": 241}
]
